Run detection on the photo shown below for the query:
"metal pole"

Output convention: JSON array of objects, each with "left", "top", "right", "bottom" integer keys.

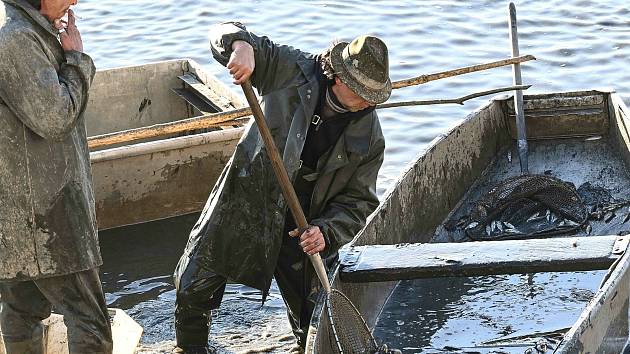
[{"left": 509, "top": 2, "right": 529, "bottom": 174}]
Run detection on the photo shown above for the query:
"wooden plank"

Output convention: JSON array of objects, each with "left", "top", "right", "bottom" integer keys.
[
  {"left": 0, "top": 308, "right": 142, "bottom": 354},
  {"left": 340, "top": 236, "right": 629, "bottom": 283},
  {"left": 110, "top": 309, "right": 143, "bottom": 354},
  {"left": 504, "top": 91, "right": 609, "bottom": 140}
]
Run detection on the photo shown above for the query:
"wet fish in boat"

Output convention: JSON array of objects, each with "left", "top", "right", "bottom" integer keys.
[
  {"left": 564, "top": 219, "right": 580, "bottom": 227},
  {"left": 527, "top": 211, "right": 542, "bottom": 222},
  {"left": 465, "top": 221, "right": 479, "bottom": 230}
]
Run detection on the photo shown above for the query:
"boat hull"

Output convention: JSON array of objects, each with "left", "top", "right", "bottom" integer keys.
[{"left": 307, "top": 90, "right": 630, "bottom": 353}]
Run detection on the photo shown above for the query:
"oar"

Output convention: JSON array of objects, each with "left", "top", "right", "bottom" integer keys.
[
  {"left": 87, "top": 55, "right": 535, "bottom": 149},
  {"left": 240, "top": 79, "right": 379, "bottom": 352}
]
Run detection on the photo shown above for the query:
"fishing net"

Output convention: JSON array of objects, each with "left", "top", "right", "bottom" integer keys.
[
  {"left": 462, "top": 175, "right": 588, "bottom": 241},
  {"left": 326, "top": 289, "right": 380, "bottom": 354}
]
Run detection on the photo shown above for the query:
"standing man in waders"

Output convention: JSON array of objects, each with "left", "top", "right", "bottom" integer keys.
[
  {"left": 173, "top": 21, "right": 390, "bottom": 354},
  {"left": 0, "top": 0, "right": 112, "bottom": 353}
]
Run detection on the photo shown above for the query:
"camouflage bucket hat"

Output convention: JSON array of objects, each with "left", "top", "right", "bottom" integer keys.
[{"left": 330, "top": 35, "right": 392, "bottom": 104}]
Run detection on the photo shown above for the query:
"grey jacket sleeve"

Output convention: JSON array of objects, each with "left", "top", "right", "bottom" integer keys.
[
  {"left": 0, "top": 28, "right": 95, "bottom": 141},
  {"left": 310, "top": 127, "right": 385, "bottom": 256},
  {"left": 209, "top": 21, "right": 308, "bottom": 96}
]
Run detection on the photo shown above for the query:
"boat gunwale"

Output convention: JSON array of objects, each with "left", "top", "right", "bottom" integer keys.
[
  {"left": 90, "top": 126, "right": 245, "bottom": 163},
  {"left": 555, "top": 238, "right": 630, "bottom": 351}
]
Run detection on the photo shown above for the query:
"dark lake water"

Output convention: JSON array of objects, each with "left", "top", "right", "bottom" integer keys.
[
  {"left": 372, "top": 272, "right": 602, "bottom": 353},
  {"left": 78, "top": 0, "right": 630, "bottom": 352}
]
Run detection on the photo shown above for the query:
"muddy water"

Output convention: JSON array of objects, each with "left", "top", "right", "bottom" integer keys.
[
  {"left": 79, "top": 0, "right": 630, "bottom": 352},
  {"left": 99, "top": 215, "right": 296, "bottom": 353},
  {"left": 372, "top": 272, "right": 602, "bottom": 353}
]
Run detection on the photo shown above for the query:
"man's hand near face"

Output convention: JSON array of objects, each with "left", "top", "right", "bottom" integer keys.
[{"left": 54, "top": 9, "right": 83, "bottom": 52}]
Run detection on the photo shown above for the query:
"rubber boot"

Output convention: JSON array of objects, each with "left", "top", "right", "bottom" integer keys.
[
  {"left": 2, "top": 325, "right": 44, "bottom": 354},
  {"left": 174, "top": 311, "right": 211, "bottom": 354}
]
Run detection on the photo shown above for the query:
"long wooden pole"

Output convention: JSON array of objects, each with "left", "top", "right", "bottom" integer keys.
[
  {"left": 391, "top": 54, "right": 535, "bottom": 89},
  {"left": 88, "top": 107, "right": 251, "bottom": 149},
  {"left": 88, "top": 55, "right": 535, "bottom": 149},
  {"left": 241, "top": 80, "right": 331, "bottom": 293}
]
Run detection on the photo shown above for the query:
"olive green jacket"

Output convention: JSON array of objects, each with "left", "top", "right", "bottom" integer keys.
[
  {"left": 0, "top": 0, "right": 100, "bottom": 280},
  {"left": 177, "top": 22, "right": 384, "bottom": 293}
]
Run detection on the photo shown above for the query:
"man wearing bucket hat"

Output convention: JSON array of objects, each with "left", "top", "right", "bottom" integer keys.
[{"left": 173, "top": 21, "right": 389, "bottom": 353}]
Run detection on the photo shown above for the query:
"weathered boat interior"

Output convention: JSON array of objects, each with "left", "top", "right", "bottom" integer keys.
[
  {"left": 86, "top": 59, "right": 246, "bottom": 230},
  {"left": 308, "top": 90, "right": 630, "bottom": 353}
]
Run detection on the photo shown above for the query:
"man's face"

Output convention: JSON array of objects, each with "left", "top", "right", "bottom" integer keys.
[
  {"left": 332, "top": 77, "right": 374, "bottom": 112},
  {"left": 40, "top": 0, "right": 77, "bottom": 22}
]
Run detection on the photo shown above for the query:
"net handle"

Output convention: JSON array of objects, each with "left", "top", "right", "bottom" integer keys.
[{"left": 241, "top": 80, "right": 332, "bottom": 293}]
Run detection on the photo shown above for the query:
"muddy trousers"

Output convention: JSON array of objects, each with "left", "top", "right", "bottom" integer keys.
[
  {"left": 174, "top": 236, "right": 317, "bottom": 349},
  {"left": 0, "top": 268, "right": 113, "bottom": 354}
]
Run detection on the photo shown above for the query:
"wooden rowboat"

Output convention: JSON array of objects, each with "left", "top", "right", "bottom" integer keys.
[
  {"left": 306, "top": 89, "right": 630, "bottom": 353},
  {"left": 86, "top": 59, "right": 246, "bottom": 230}
]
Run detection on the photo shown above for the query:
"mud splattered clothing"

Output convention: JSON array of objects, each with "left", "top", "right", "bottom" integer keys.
[
  {"left": 0, "top": 269, "right": 112, "bottom": 353},
  {"left": 174, "top": 22, "right": 384, "bottom": 349},
  {"left": 0, "top": 1, "right": 111, "bottom": 352},
  {"left": 0, "top": 0, "right": 100, "bottom": 281}
]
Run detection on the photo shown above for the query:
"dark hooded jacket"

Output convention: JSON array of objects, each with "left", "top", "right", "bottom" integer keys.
[
  {"left": 176, "top": 22, "right": 385, "bottom": 294},
  {"left": 0, "top": 0, "right": 100, "bottom": 280}
]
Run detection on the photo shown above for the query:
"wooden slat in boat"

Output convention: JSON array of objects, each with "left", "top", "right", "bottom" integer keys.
[
  {"left": 306, "top": 89, "right": 630, "bottom": 353},
  {"left": 340, "top": 236, "right": 629, "bottom": 282}
]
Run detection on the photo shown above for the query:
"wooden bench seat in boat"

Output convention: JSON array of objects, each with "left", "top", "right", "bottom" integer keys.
[{"left": 340, "top": 235, "right": 630, "bottom": 283}]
